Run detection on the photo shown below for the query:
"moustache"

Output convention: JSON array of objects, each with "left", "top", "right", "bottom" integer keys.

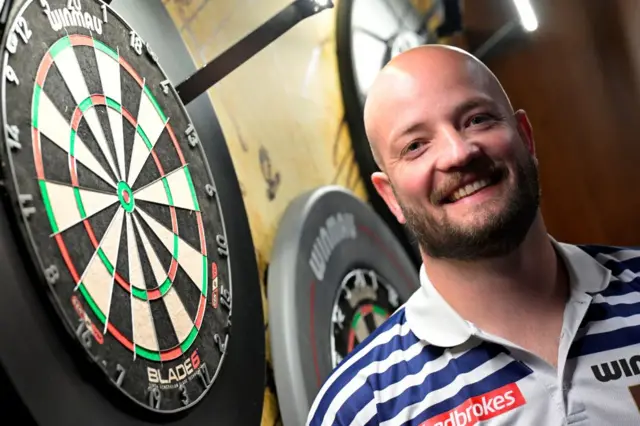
[{"left": 430, "top": 161, "right": 507, "bottom": 205}]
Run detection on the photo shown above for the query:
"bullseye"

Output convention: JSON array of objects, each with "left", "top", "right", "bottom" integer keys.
[{"left": 117, "top": 181, "right": 135, "bottom": 212}]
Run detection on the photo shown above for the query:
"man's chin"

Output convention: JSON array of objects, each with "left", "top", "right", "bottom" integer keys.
[
  {"left": 442, "top": 200, "right": 507, "bottom": 229},
  {"left": 410, "top": 203, "right": 534, "bottom": 260}
]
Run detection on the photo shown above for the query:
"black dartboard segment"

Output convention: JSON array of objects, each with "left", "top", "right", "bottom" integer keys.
[
  {"left": 268, "top": 185, "right": 420, "bottom": 426},
  {"left": 0, "top": 0, "right": 233, "bottom": 415}
]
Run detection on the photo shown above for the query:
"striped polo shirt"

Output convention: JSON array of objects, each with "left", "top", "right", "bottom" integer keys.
[{"left": 306, "top": 240, "right": 640, "bottom": 425}]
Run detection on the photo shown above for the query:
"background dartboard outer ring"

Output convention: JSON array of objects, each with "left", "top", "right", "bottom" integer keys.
[
  {"left": 268, "top": 185, "right": 420, "bottom": 426},
  {"left": 0, "top": 0, "right": 265, "bottom": 424},
  {"left": 335, "top": 0, "right": 442, "bottom": 268}
]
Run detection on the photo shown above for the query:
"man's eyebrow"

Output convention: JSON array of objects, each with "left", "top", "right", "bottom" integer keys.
[
  {"left": 390, "top": 97, "right": 499, "bottom": 143},
  {"left": 393, "top": 121, "right": 428, "bottom": 141},
  {"left": 449, "top": 97, "right": 500, "bottom": 121}
]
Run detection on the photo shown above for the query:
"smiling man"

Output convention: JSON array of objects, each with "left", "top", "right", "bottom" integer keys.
[{"left": 306, "top": 45, "right": 640, "bottom": 425}]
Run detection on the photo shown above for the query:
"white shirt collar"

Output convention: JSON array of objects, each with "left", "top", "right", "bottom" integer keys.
[{"left": 404, "top": 238, "right": 612, "bottom": 347}]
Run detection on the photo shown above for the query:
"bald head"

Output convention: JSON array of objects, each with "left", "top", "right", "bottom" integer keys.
[{"left": 364, "top": 45, "right": 513, "bottom": 170}]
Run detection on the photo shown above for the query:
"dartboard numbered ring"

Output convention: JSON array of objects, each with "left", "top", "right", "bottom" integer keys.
[{"left": 0, "top": 0, "right": 243, "bottom": 418}]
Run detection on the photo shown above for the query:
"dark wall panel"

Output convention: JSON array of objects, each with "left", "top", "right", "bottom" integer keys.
[{"left": 464, "top": 0, "right": 640, "bottom": 245}]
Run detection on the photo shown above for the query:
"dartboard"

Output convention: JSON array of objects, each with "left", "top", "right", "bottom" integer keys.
[
  {"left": 338, "top": 0, "right": 441, "bottom": 106},
  {"left": 330, "top": 268, "right": 400, "bottom": 367},
  {"left": 268, "top": 186, "right": 419, "bottom": 426},
  {"left": 0, "top": 0, "right": 232, "bottom": 415}
]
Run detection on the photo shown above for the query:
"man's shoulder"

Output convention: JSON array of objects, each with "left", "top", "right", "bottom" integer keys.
[
  {"left": 567, "top": 244, "right": 640, "bottom": 359},
  {"left": 576, "top": 243, "right": 640, "bottom": 275},
  {"left": 306, "top": 307, "right": 443, "bottom": 425}
]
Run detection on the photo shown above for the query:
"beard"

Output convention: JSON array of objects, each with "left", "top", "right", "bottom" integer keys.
[{"left": 397, "top": 152, "right": 540, "bottom": 261}]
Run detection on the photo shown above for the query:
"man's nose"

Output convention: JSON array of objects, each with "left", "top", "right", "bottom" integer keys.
[{"left": 434, "top": 126, "right": 481, "bottom": 171}]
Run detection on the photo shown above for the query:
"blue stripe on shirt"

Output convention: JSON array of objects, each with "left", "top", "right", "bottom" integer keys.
[
  {"left": 377, "top": 343, "right": 507, "bottom": 422},
  {"left": 580, "top": 300, "right": 640, "bottom": 327},
  {"left": 597, "top": 278, "right": 640, "bottom": 298},
  {"left": 577, "top": 244, "right": 634, "bottom": 257},
  {"left": 601, "top": 257, "right": 640, "bottom": 277},
  {"left": 412, "top": 360, "right": 532, "bottom": 425},
  {"left": 330, "top": 380, "right": 377, "bottom": 426},
  {"left": 369, "top": 345, "right": 446, "bottom": 391},
  {"left": 569, "top": 323, "right": 640, "bottom": 358}
]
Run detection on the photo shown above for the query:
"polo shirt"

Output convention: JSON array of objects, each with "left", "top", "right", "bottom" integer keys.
[{"left": 306, "top": 240, "right": 640, "bottom": 425}]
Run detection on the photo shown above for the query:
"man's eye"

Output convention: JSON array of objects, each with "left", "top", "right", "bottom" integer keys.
[
  {"left": 406, "top": 141, "right": 421, "bottom": 151},
  {"left": 468, "top": 114, "right": 494, "bottom": 126},
  {"left": 402, "top": 140, "right": 424, "bottom": 156}
]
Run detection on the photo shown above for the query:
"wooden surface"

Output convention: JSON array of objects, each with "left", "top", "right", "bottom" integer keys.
[{"left": 162, "top": 1, "right": 366, "bottom": 424}]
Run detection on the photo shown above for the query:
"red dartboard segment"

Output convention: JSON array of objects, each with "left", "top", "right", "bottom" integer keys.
[
  {"left": 196, "top": 211, "right": 207, "bottom": 256},
  {"left": 70, "top": 106, "right": 83, "bottom": 130},
  {"left": 160, "top": 346, "right": 182, "bottom": 362},
  {"left": 195, "top": 294, "right": 206, "bottom": 329},
  {"left": 121, "top": 107, "right": 137, "bottom": 127},
  {"left": 107, "top": 323, "right": 135, "bottom": 352},
  {"left": 90, "top": 94, "right": 106, "bottom": 105},
  {"left": 32, "top": 127, "right": 44, "bottom": 180},
  {"left": 166, "top": 123, "right": 186, "bottom": 165},
  {"left": 69, "top": 33, "right": 94, "bottom": 47},
  {"left": 119, "top": 55, "right": 143, "bottom": 87},
  {"left": 54, "top": 234, "right": 80, "bottom": 284},
  {"left": 35, "top": 53, "right": 53, "bottom": 87},
  {"left": 168, "top": 257, "right": 178, "bottom": 281}
]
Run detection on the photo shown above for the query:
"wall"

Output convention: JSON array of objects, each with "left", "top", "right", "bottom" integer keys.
[
  {"left": 162, "top": 0, "right": 366, "bottom": 424},
  {"left": 163, "top": 0, "right": 640, "bottom": 423},
  {"left": 464, "top": 0, "right": 640, "bottom": 245}
]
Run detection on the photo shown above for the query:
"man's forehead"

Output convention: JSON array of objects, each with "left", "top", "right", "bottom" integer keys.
[
  {"left": 366, "top": 61, "right": 494, "bottom": 130},
  {"left": 378, "top": 55, "right": 491, "bottom": 102}
]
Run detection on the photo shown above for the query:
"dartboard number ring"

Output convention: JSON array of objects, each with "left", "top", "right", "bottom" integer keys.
[{"left": 1, "top": 0, "right": 233, "bottom": 415}]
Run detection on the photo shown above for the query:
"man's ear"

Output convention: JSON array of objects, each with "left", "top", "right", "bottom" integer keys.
[
  {"left": 514, "top": 109, "right": 536, "bottom": 157},
  {"left": 371, "top": 171, "right": 406, "bottom": 224}
]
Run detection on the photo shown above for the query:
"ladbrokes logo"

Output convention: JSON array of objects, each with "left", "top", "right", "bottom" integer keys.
[{"left": 421, "top": 383, "right": 526, "bottom": 426}]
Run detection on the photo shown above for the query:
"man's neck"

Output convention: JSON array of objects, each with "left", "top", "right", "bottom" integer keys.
[{"left": 422, "top": 214, "right": 570, "bottom": 339}]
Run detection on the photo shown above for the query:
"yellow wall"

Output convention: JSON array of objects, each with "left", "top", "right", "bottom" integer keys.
[{"left": 162, "top": 0, "right": 367, "bottom": 423}]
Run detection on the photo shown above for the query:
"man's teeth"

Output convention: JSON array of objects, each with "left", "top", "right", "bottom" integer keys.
[{"left": 449, "top": 178, "right": 492, "bottom": 202}]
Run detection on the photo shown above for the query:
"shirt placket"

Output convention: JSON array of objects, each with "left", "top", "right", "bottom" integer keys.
[
  {"left": 470, "top": 328, "right": 567, "bottom": 421},
  {"left": 467, "top": 289, "right": 593, "bottom": 426},
  {"left": 557, "top": 290, "right": 593, "bottom": 424}
]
